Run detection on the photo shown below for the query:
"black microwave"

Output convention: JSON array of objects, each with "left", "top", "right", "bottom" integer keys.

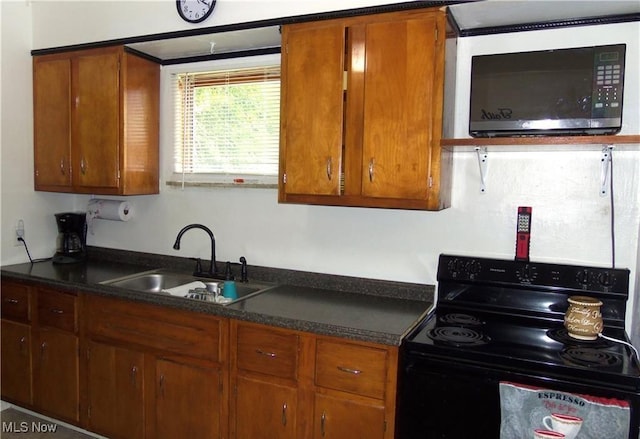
[{"left": 469, "top": 44, "right": 626, "bottom": 137}]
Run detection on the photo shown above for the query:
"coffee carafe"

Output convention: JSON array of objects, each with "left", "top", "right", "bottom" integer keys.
[{"left": 53, "top": 212, "right": 87, "bottom": 264}]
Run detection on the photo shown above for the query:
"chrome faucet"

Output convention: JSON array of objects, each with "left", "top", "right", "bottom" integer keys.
[{"left": 173, "top": 224, "right": 219, "bottom": 278}]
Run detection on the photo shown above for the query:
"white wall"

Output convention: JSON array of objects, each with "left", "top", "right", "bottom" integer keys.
[
  {"left": 1, "top": 1, "right": 639, "bottom": 343},
  {"left": 1, "top": 1, "right": 76, "bottom": 267}
]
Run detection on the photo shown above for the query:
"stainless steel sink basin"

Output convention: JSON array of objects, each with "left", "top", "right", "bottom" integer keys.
[{"left": 102, "top": 269, "right": 274, "bottom": 304}]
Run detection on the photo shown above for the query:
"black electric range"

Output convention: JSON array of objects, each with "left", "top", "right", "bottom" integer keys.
[{"left": 398, "top": 254, "right": 640, "bottom": 439}]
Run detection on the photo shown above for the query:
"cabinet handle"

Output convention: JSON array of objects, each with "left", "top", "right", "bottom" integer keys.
[
  {"left": 368, "top": 158, "right": 375, "bottom": 182},
  {"left": 131, "top": 366, "right": 138, "bottom": 387},
  {"left": 281, "top": 402, "right": 287, "bottom": 426},
  {"left": 337, "top": 366, "right": 362, "bottom": 375},
  {"left": 60, "top": 159, "right": 65, "bottom": 175},
  {"left": 320, "top": 411, "right": 326, "bottom": 437},
  {"left": 255, "top": 349, "right": 277, "bottom": 358},
  {"left": 326, "top": 157, "right": 332, "bottom": 181},
  {"left": 4, "top": 298, "right": 19, "bottom": 304},
  {"left": 19, "top": 337, "right": 27, "bottom": 355},
  {"left": 159, "top": 374, "right": 165, "bottom": 397},
  {"left": 50, "top": 308, "right": 64, "bottom": 314},
  {"left": 40, "top": 342, "right": 47, "bottom": 360},
  {"left": 80, "top": 158, "right": 87, "bottom": 175}
]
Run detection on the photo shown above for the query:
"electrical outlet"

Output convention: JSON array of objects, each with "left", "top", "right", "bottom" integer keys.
[{"left": 14, "top": 219, "right": 25, "bottom": 246}]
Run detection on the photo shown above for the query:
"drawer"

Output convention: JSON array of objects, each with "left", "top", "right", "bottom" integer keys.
[
  {"left": 37, "top": 288, "right": 77, "bottom": 332},
  {"left": 315, "top": 339, "right": 387, "bottom": 399},
  {"left": 86, "top": 295, "right": 222, "bottom": 362},
  {"left": 1, "top": 281, "right": 31, "bottom": 323},
  {"left": 236, "top": 324, "right": 299, "bottom": 380}
]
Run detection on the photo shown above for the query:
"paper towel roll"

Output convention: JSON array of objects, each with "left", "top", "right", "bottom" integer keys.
[{"left": 87, "top": 199, "right": 133, "bottom": 222}]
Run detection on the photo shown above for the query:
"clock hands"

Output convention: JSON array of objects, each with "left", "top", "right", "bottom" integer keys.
[{"left": 177, "top": 0, "right": 215, "bottom": 22}]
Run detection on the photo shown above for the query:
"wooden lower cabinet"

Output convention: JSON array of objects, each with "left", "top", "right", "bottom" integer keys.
[
  {"left": 83, "top": 294, "right": 227, "bottom": 439},
  {"left": 1, "top": 279, "right": 399, "bottom": 439},
  {"left": 155, "top": 359, "right": 222, "bottom": 439},
  {"left": 1, "top": 279, "right": 33, "bottom": 406},
  {"left": 86, "top": 340, "right": 144, "bottom": 439},
  {"left": 1, "top": 320, "right": 32, "bottom": 405},
  {"left": 234, "top": 375, "right": 298, "bottom": 439},
  {"left": 230, "top": 321, "right": 398, "bottom": 439},
  {"left": 33, "top": 328, "right": 80, "bottom": 423},
  {"left": 313, "top": 393, "right": 386, "bottom": 439}
]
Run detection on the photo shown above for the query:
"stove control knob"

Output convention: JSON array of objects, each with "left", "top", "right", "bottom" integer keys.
[
  {"left": 447, "top": 258, "right": 469, "bottom": 278},
  {"left": 517, "top": 264, "right": 537, "bottom": 282},
  {"left": 598, "top": 271, "right": 614, "bottom": 287},
  {"left": 576, "top": 269, "right": 591, "bottom": 286},
  {"left": 468, "top": 260, "right": 481, "bottom": 276}
]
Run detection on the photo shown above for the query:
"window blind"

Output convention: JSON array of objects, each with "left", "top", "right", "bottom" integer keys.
[{"left": 172, "top": 65, "right": 281, "bottom": 181}]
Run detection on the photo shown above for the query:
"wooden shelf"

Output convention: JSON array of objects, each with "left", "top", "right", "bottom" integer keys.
[{"left": 441, "top": 135, "right": 640, "bottom": 148}]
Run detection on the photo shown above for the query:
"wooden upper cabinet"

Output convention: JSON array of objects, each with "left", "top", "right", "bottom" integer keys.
[
  {"left": 33, "top": 58, "right": 72, "bottom": 189},
  {"left": 73, "top": 50, "right": 120, "bottom": 190},
  {"left": 33, "top": 46, "right": 159, "bottom": 195},
  {"left": 280, "top": 22, "right": 345, "bottom": 197},
  {"left": 359, "top": 16, "right": 437, "bottom": 201},
  {"left": 279, "top": 8, "right": 451, "bottom": 210}
]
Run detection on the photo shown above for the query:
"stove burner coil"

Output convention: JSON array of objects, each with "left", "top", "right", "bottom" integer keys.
[
  {"left": 547, "top": 328, "right": 611, "bottom": 348},
  {"left": 428, "top": 326, "right": 489, "bottom": 347},
  {"left": 439, "top": 313, "right": 483, "bottom": 326},
  {"left": 559, "top": 347, "right": 622, "bottom": 368}
]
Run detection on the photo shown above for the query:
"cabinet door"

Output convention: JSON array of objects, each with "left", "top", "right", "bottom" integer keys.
[
  {"left": 33, "top": 57, "right": 72, "bottom": 189},
  {"left": 33, "top": 328, "right": 79, "bottom": 423},
  {"left": 234, "top": 375, "right": 297, "bottom": 439},
  {"left": 360, "top": 15, "right": 438, "bottom": 200},
  {"left": 281, "top": 22, "right": 345, "bottom": 197},
  {"left": 1, "top": 320, "right": 32, "bottom": 405},
  {"left": 86, "top": 341, "right": 144, "bottom": 439},
  {"left": 156, "top": 359, "right": 222, "bottom": 439},
  {"left": 72, "top": 50, "right": 120, "bottom": 190},
  {"left": 313, "top": 393, "right": 386, "bottom": 439}
]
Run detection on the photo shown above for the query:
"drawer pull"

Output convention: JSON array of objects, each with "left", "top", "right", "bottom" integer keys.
[
  {"left": 50, "top": 309, "right": 65, "bottom": 314},
  {"left": 337, "top": 366, "right": 362, "bottom": 375},
  {"left": 256, "top": 349, "right": 277, "bottom": 358},
  {"left": 4, "top": 298, "right": 19, "bottom": 304}
]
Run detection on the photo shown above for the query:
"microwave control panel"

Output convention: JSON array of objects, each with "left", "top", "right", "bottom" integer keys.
[{"left": 592, "top": 45, "right": 625, "bottom": 117}]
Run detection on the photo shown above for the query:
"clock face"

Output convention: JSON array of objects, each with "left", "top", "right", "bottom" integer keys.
[{"left": 176, "top": 0, "right": 216, "bottom": 23}]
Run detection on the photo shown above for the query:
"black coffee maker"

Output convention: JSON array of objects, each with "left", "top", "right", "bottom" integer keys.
[{"left": 53, "top": 212, "right": 87, "bottom": 264}]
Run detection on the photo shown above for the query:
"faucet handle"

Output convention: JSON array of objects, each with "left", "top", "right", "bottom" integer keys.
[
  {"left": 224, "top": 261, "right": 235, "bottom": 281},
  {"left": 191, "top": 258, "right": 203, "bottom": 276},
  {"left": 239, "top": 256, "right": 248, "bottom": 282}
]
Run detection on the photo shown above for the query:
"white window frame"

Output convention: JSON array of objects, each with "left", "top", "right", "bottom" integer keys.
[{"left": 161, "top": 53, "right": 281, "bottom": 188}]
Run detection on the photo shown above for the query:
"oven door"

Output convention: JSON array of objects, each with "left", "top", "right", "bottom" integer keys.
[{"left": 397, "top": 353, "right": 640, "bottom": 439}]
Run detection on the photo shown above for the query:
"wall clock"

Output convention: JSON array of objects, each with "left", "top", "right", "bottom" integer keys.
[{"left": 176, "top": 0, "right": 216, "bottom": 23}]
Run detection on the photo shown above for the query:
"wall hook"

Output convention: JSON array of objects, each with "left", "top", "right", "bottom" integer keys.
[
  {"left": 475, "top": 146, "right": 488, "bottom": 193},
  {"left": 600, "top": 145, "right": 614, "bottom": 197}
]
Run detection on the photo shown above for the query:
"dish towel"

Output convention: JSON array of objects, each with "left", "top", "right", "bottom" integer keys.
[
  {"left": 499, "top": 381, "right": 630, "bottom": 439},
  {"left": 162, "top": 281, "right": 206, "bottom": 297}
]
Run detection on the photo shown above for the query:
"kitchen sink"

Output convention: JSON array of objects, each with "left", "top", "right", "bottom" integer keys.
[{"left": 101, "top": 269, "right": 274, "bottom": 304}]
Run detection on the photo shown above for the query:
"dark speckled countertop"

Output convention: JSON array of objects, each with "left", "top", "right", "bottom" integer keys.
[{"left": 1, "top": 247, "right": 434, "bottom": 346}]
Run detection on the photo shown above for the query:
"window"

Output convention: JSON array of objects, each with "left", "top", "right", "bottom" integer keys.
[{"left": 167, "top": 55, "right": 281, "bottom": 186}]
